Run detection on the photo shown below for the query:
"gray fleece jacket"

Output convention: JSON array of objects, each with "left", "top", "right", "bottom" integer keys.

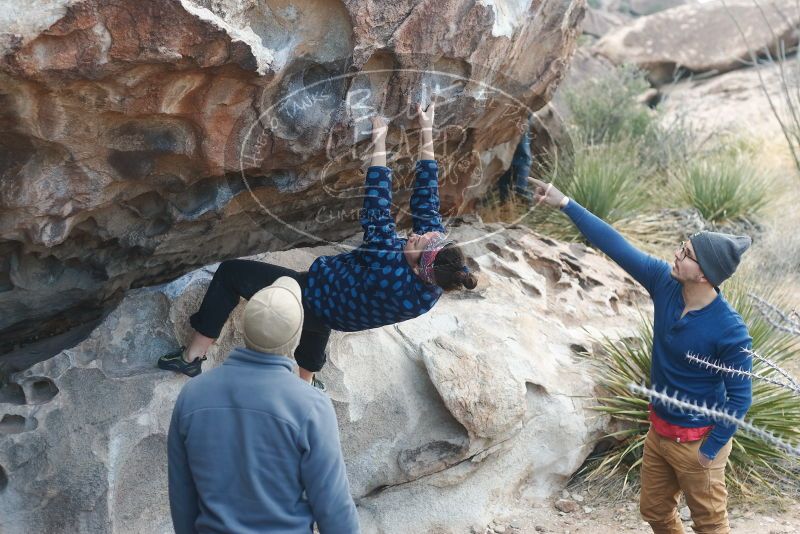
[{"left": 168, "top": 347, "right": 360, "bottom": 534}]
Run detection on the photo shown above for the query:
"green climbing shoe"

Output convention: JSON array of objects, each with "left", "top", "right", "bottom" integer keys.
[
  {"left": 157, "top": 347, "right": 206, "bottom": 378},
  {"left": 311, "top": 375, "right": 326, "bottom": 392}
]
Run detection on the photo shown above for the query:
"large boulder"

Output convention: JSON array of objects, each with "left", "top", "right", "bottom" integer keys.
[
  {"left": 0, "top": 0, "right": 587, "bottom": 351},
  {"left": 0, "top": 221, "right": 647, "bottom": 533},
  {"left": 581, "top": 7, "right": 631, "bottom": 39},
  {"left": 591, "top": 0, "right": 690, "bottom": 16},
  {"left": 624, "top": 0, "right": 690, "bottom": 17},
  {"left": 594, "top": 0, "right": 800, "bottom": 84},
  {"left": 659, "top": 60, "right": 790, "bottom": 139}
]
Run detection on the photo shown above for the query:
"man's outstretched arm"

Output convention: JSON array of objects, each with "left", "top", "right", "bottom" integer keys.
[{"left": 529, "top": 178, "right": 667, "bottom": 295}]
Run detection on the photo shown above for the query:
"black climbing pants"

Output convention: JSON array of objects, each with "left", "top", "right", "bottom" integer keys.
[{"left": 189, "top": 259, "right": 331, "bottom": 372}]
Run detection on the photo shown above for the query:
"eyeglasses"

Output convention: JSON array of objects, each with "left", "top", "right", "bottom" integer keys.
[{"left": 677, "top": 240, "right": 698, "bottom": 263}]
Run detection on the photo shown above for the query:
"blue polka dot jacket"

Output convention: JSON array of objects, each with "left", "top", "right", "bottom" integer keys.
[{"left": 304, "top": 160, "right": 446, "bottom": 332}]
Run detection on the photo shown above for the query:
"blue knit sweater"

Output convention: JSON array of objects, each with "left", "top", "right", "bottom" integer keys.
[
  {"left": 304, "top": 160, "right": 445, "bottom": 332},
  {"left": 563, "top": 200, "right": 753, "bottom": 459}
]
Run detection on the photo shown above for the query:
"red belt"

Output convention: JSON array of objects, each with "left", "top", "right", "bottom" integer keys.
[{"left": 648, "top": 404, "right": 713, "bottom": 443}]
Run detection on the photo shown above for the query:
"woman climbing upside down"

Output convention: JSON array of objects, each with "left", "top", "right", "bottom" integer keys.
[{"left": 158, "top": 102, "right": 478, "bottom": 388}]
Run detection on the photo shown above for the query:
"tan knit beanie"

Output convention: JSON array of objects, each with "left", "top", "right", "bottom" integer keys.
[{"left": 243, "top": 277, "right": 304, "bottom": 358}]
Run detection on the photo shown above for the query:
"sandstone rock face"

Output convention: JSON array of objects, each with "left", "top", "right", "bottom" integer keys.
[
  {"left": 0, "top": 222, "right": 647, "bottom": 534},
  {"left": 624, "top": 0, "right": 689, "bottom": 17},
  {"left": 591, "top": 0, "right": 691, "bottom": 16},
  {"left": 594, "top": 0, "right": 800, "bottom": 84},
  {"left": 0, "top": 0, "right": 586, "bottom": 350},
  {"left": 581, "top": 7, "right": 631, "bottom": 39}
]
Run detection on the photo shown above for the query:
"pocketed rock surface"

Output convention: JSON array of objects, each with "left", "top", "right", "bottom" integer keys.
[
  {"left": 0, "top": 221, "right": 649, "bottom": 533},
  {"left": 0, "top": 0, "right": 586, "bottom": 349}
]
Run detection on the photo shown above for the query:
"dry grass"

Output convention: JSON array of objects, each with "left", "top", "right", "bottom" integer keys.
[
  {"left": 744, "top": 134, "right": 800, "bottom": 411},
  {"left": 613, "top": 208, "right": 708, "bottom": 256},
  {"left": 740, "top": 135, "right": 800, "bottom": 297},
  {"left": 476, "top": 191, "right": 530, "bottom": 225}
]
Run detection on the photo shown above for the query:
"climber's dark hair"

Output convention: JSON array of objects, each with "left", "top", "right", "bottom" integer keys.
[{"left": 433, "top": 243, "right": 478, "bottom": 291}]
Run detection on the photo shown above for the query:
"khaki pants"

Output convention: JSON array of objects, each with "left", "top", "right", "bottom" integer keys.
[{"left": 640, "top": 427, "right": 733, "bottom": 534}]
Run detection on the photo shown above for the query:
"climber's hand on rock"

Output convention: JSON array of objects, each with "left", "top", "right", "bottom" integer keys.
[
  {"left": 528, "top": 177, "right": 566, "bottom": 208},
  {"left": 371, "top": 116, "right": 388, "bottom": 143},
  {"left": 417, "top": 101, "right": 435, "bottom": 130}
]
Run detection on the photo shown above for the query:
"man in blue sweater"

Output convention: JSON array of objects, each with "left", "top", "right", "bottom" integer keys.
[
  {"left": 167, "top": 277, "right": 360, "bottom": 534},
  {"left": 530, "top": 178, "right": 752, "bottom": 534}
]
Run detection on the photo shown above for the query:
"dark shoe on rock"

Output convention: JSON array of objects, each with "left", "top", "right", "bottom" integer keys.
[
  {"left": 311, "top": 376, "right": 326, "bottom": 392},
  {"left": 157, "top": 347, "right": 206, "bottom": 378}
]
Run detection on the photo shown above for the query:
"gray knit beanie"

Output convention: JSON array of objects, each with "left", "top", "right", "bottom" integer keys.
[{"left": 689, "top": 231, "right": 752, "bottom": 287}]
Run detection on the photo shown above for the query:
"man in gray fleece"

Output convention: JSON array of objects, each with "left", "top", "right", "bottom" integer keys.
[{"left": 167, "top": 276, "right": 360, "bottom": 534}]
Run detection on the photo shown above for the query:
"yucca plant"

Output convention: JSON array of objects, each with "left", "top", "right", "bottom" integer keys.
[
  {"left": 526, "top": 138, "right": 652, "bottom": 241},
  {"left": 613, "top": 207, "right": 708, "bottom": 257},
  {"left": 722, "top": 281, "right": 800, "bottom": 494},
  {"left": 563, "top": 64, "right": 693, "bottom": 170},
  {"left": 580, "top": 317, "right": 652, "bottom": 491},
  {"left": 674, "top": 154, "right": 770, "bottom": 225},
  {"left": 581, "top": 278, "right": 800, "bottom": 496}
]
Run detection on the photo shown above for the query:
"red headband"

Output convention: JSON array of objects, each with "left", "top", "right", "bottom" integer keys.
[{"left": 419, "top": 233, "right": 454, "bottom": 285}]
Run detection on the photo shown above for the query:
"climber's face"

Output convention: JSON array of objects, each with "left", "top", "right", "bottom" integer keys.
[
  {"left": 404, "top": 231, "right": 442, "bottom": 272},
  {"left": 671, "top": 240, "right": 706, "bottom": 284}
]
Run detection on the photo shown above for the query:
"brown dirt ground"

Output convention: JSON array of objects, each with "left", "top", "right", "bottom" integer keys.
[{"left": 485, "top": 494, "right": 800, "bottom": 534}]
